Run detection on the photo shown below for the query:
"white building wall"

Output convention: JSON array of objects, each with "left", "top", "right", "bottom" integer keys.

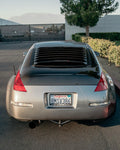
[{"left": 65, "top": 15, "right": 120, "bottom": 40}]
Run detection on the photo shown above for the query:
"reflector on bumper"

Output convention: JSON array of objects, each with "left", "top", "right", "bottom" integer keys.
[
  {"left": 89, "top": 101, "right": 110, "bottom": 107},
  {"left": 11, "top": 101, "right": 33, "bottom": 108}
]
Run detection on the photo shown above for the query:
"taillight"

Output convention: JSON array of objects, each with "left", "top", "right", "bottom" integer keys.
[
  {"left": 95, "top": 72, "right": 108, "bottom": 92},
  {"left": 13, "top": 70, "right": 27, "bottom": 92}
]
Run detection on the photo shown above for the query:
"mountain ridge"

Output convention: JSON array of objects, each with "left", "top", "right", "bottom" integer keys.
[
  {"left": 0, "top": 18, "right": 19, "bottom": 25},
  {"left": 9, "top": 13, "right": 65, "bottom": 24}
]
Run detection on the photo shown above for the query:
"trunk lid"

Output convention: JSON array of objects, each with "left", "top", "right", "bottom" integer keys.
[{"left": 21, "top": 67, "right": 100, "bottom": 86}]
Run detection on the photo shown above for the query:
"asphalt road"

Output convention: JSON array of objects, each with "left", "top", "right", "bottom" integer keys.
[{"left": 0, "top": 41, "right": 120, "bottom": 150}]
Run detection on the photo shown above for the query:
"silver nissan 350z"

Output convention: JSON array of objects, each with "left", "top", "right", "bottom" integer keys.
[{"left": 6, "top": 41, "right": 116, "bottom": 127}]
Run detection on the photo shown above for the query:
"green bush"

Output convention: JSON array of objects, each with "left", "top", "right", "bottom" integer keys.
[
  {"left": 74, "top": 34, "right": 82, "bottom": 42},
  {"left": 73, "top": 32, "right": 120, "bottom": 41},
  {"left": 72, "top": 34, "right": 75, "bottom": 41},
  {"left": 108, "top": 46, "right": 120, "bottom": 67},
  {"left": 88, "top": 38, "right": 115, "bottom": 58},
  {"left": 108, "top": 46, "right": 117, "bottom": 63},
  {"left": 73, "top": 35, "right": 114, "bottom": 58},
  {"left": 81, "top": 36, "right": 91, "bottom": 43},
  {"left": 115, "top": 46, "right": 120, "bottom": 67},
  {"left": 115, "top": 41, "right": 120, "bottom": 46},
  {"left": 72, "top": 34, "right": 120, "bottom": 67}
]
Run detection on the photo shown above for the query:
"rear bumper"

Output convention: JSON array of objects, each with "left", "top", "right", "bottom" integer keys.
[
  {"left": 9, "top": 101, "right": 115, "bottom": 121},
  {"left": 6, "top": 82, "right": 116, "bottom": 121}
]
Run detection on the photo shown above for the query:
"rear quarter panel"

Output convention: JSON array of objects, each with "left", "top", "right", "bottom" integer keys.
[{"left": 6, "top": 75, "right": 15, "bottom": 115}]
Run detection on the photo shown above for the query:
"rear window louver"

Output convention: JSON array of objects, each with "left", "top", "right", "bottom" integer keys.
[{"left": 34, "top": 47, "right": 88, "bottom": 67}]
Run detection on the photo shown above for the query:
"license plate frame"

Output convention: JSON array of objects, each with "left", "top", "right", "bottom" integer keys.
[{"left": 47, "top": 93, "right": 73, "bottom": 108}]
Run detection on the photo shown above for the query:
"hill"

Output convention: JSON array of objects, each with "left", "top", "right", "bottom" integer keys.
[
  {"left": 0, "top": 18, "right": 19, "bottom": 25},
  {"left": 9, "top": 13, "right": 65, "bottom": 24}
]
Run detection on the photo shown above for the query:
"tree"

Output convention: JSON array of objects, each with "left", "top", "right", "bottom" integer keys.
[{"left": 60, "top": 0, "right": 119, "bottom": 36}]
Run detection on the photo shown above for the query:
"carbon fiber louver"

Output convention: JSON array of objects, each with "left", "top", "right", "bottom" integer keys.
[{"left": 34, "top": 47, "right": 88, "bottom": 67}]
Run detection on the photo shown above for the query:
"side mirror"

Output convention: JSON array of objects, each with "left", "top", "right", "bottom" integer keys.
[
  {"left": 23, "top": 51, "right": 27, "bottom": 57},
  {"left": 94, "top": 51, "right": 100, "bottom": 57}
]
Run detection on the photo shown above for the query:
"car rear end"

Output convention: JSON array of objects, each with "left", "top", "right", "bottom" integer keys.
[{"left": 6, "top": 41, "right": 116, "bottom": 121}]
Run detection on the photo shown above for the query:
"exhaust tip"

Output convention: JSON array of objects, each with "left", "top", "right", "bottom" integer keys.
[{"left": 29, "top": 121, "right": 36, "bottom": 129}]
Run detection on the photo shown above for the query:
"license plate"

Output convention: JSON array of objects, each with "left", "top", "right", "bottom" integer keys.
[{"left": 49, "top": 94, "right": 72, "bottom": 107}]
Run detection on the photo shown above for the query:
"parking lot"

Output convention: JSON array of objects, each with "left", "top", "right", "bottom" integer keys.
[{"left": 0, "top": 41, "right": 120, "bottom": 150}]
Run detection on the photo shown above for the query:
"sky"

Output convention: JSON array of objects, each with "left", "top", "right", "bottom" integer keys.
[
  {"left": 0, "top": 0, "right": 120, "bottom": 21},
  {"left": 0, "top": 0, "right": 61, "bottom": 19}
]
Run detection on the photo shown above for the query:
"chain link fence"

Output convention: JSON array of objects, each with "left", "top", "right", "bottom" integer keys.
[{"left": 0, "top": 24, "right": 65, "bottom": 42}]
